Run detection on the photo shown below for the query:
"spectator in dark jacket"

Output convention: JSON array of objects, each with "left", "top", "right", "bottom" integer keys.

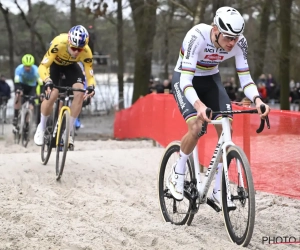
[
  {"left": 0, "top": 75, "right": 11, "bottom": 123},
  {"left": 266, "top": 73, "right": 277, "bottom": 100},
  {"left": 0, "top": 75, "right": 11, "bottom": 103}
]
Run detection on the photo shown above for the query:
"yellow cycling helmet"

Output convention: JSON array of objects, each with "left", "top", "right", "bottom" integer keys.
[{"left": 22, "top": 54, "right": 35, "bottom": 66}]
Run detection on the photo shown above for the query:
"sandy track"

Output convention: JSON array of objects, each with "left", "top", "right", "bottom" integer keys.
[{"left": 0, "top": 140, "right": 299, "bottom": 250}]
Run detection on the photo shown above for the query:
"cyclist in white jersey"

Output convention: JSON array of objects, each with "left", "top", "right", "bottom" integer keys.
[{"left": 168, "top": 7, "right": 271, "bottom": 202}]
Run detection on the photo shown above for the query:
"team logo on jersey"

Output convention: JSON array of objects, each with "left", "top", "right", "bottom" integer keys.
[
  {"left": 186, "top": 35, "right": 197, "bottom": 59},
  {"left": 174, "top": 82, "right": 186, "bottom": 109},
  {"left": 84, "top": 58, "right": 93, "bottom": 63},
  {"left": 204, "top": 48, "right": 214, "bottom": 53},
  {"left": 237, "top": 38, "right": 248, "bottom": 60},
  {"left": 226, "top": 104, "right": 231, "bottom": 111},
  {"left": 205, "top": 54, "right": 224, "bottom": 61}
]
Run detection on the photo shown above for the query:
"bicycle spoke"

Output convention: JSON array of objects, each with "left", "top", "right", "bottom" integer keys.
[
  {"left": 222, "top": 146, "right": 255, "bottom": 247},
  {"left": 158, "top": 142, "right": 195, "bottom": 225}
]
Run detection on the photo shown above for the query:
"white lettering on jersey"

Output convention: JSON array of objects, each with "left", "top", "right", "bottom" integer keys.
[{"left": 174, "top": 82, "right": 186, "bottom": 109}]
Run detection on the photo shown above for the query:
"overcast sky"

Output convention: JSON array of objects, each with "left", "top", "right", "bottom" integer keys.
[{"left": 0, "top": 0, "right": 123, "bottom": 15}]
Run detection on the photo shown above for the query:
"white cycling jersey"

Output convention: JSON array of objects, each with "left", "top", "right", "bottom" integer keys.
[{"left": 174, "top": 23, "right": 259, "bottom": 106}]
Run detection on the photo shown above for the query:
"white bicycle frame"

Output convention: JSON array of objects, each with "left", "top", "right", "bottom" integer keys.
[
  {"left": 192, "top": 116, "right": 244, "bottom": 205},
  {"left": 19, "top": 100, "right": 31, "bottom": 134}
]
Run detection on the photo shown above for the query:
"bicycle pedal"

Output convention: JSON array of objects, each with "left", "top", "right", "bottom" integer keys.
[{"left": 207, "top": 197, "right": 221, "bottom": 213}]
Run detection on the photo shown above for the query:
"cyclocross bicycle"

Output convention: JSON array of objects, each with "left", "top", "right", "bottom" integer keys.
[
  {"left": 13, "top": 91, "right": 37, "bottom": 147},
  {"left": 40, "top": 85, "right": 85, "bottom": 181},
  {"left": 158, "top": 105, "right": 270, "bottom": 247}
]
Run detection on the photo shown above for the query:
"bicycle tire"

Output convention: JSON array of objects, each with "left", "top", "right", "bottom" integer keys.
[
  {"left": 22, "top": 110, "right": 32, "bottom": 148},
  {"left": 55, "top": 110, "right": 70, "bottom": 181},
  {"left": 14, "top": 113, "right": 22, "bottom": 144},
  {"left": 41, "top": 115, "right": 54, "bottom": 165},
  {"left": 222, "top": 145, "right": 255, "bottom": 247},
  {"left": 158, "top": 141, "right": 195, "bottom": 225}
]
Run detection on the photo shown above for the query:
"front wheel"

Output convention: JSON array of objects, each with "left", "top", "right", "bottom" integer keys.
[
  {"left": 14, "top": 113, "right": 21, "bottom": 144},
  {"left": 55, "top": 110, "right": 70, "bottom": 181},
  {"left": 222, "top": 145, "right": 255, "bottom": 247},
  {"left": 157, "top": 141, "right": 195, "bottom": 225},
  {"left": 41, "top": 115, "right": 54, "bottom": 165},
  {"left": 22, "top": 110, "right": 32, "bottom": 148}
]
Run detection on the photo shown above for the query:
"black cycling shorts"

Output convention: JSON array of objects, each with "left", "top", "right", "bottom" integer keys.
[
  {"left": 172, "top": 72, "right": 232, "bottom": 121},
  {"left": 14, "top": 83, "right": 36, "bottom": 105},
  {"left": 50, "top": 62, "right": 84, "bottom": 87}
]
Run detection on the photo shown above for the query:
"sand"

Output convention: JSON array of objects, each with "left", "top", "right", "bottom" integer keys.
[{"left": 0, "top": 136, "right": 300, "bottom": 250}]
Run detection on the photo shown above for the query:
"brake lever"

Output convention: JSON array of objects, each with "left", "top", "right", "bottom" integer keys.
[{"left": 256, "top": 104, "right": 270, "bottom": 133}]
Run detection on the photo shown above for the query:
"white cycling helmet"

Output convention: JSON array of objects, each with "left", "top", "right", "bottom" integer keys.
[
  {"left": 68, "top": 25, "right": 89, "bottom": 48},
  {"left": 213, "top": 7, "right": 245, "bottom": 37}
]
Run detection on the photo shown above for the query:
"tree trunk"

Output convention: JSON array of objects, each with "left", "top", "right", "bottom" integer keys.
[
  {"left": 70, "top": 0, "right": 76, "bottom": 27},
  {"left": 27, "top": 0, "right": 36, "bottom": 59},
  {"left": 279, "top": 0, "right": 293, "bottom": 110},
  {"left": 253, "top": 0, "right": 272, "bottom": 82},
  {"left": 163, "top": 1, "right": 175, "bottom": 80},
  {"left": 129, "top": 0, "right": 157, "bottom": 103},
  {"left": 15, "top": 0, "right": 47, "bottom": 53},
  {"left": 116, "top": 0, "right": 124, "bottom": 109},
  {"left": 212, "top": 0, "right": 225, "bottom": 15},
  {"left": 193, "top": 0, "right": 209, "bottom": 25},
  {"left": 0, "top": 4, "right": 14, "bottom": 80}
]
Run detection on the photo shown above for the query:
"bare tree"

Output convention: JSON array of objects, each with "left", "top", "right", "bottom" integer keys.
[
  {"left": 129, "top": 0, "right": 157, "bottom": 103},
  {"left": 115, "top": 0, "right": 125, "bottom": 109},
  {"left": 279, "top": 0, "right": 293, "bottom": 110},
  {"left": 14, "top": 0, "right": 47, "bottom": 53},
  {"left": 70, "top": 0, "right": 77, "bottom": 26},
  {"left": 27, "top": 0, "right": 36, "bottom": 58},
  {"left": 0, "top": 3, "right": 15, "bottom": 80},
  {"left": 253, "top": 0, "right": 272, "bottom": 82}
]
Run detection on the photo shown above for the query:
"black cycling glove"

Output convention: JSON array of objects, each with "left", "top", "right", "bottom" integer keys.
[
  {"left": 86, "top": 85, "right": 95, "bottom": 96},
  {"left": 44, "top": 79, "right": 54, "bottom": 91}
]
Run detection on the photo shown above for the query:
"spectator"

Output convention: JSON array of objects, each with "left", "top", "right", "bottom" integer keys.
[
  {"left": 163, "top": 79, "right": 172, "bottom": 94},
  {"left": 256, "top": 74, "right": 267, "bottom": 86},
  {"left": 154, "top": 78, "right": 164, "bottom": 93},
  {"left": 223, "top": 80, "right": 236, "bottom": 101},
  {"left": 257, "top": 83, "right": 267, "bottom": 101},
  {"left": 266, "top": 73, "right": 277, "bottom": 101},
  {"left": 0, "top": 75, "right": 11, "bottom": 123},
  {"left": 290, "top": 79, "right": 295, "bottom": 90},
  {"left": 290, "top": 86, "right": 299, "bottom": 104},
  {"left": 242, "top": 97, "right": 251, "bottom": 107},
  {"left": 148, "top": 77, "right": 155, "bottom": 94}
]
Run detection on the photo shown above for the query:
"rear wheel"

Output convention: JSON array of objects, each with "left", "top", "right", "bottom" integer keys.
[
  {"left": 55, "top": 110, "right": 70, "bottom": 181},
  {"left": 222, "top": 145, "right": 255, "bottom": 247},
  {"left": 158, "top": 141, "right": 195, "bottom": 225}
]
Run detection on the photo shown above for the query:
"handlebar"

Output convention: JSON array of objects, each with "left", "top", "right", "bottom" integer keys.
[
  {"left": 45, "top": 85, "right": 86, "bottom": 100},
  {"left": 15, "top": 90, "right": 39, "bottom": 104},
  {"left": 199, "top": 104, "right": 270, "bottom": 136}
]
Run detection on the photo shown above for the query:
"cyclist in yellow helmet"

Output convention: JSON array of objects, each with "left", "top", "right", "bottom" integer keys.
[{"left": 13, "top": 54, "right": 43, "bottom": 130}]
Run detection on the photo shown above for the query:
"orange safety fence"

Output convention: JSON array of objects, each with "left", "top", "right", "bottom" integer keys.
[{"left": 114, "top": 93, "right": 300, "bottom": 200}]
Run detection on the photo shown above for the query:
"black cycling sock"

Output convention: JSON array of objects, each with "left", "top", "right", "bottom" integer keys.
[{"left": 14, "top": 109, "right": 19, "bottom": 118}]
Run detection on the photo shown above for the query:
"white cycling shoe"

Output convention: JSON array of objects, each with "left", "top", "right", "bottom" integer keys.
[
  {"left": 167, "top": 163, "right": 185, "bottom": 201},
  {"left": 211, "top": 190, "right": 236, "bottom": 210},
  {"left": 34, "top": 125, "right": 45, "bottom": 146}
]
